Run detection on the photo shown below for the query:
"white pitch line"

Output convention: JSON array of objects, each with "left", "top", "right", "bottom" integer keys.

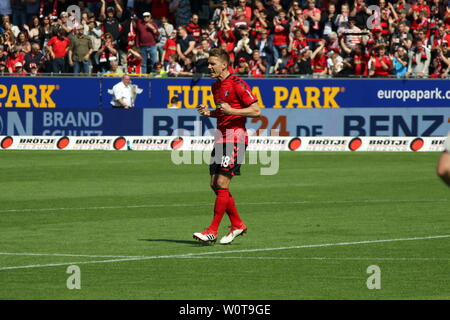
[
  {"left": 0, "top": 252, "right": 143, "bottom": 259},
  {"left": 1, "top": 234, "right": 449, "bottom": 271},
  {"left": 0, "top": 199, "right": 448, "bottom": 214},
  {"left": 176, "top": 256, "right": 450, "bottom": 262}
]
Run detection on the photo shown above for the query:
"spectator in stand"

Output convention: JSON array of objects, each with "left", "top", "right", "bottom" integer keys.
[
  {"left": 391, "top": 45, "right": 409, "bottom": 77},
  {"left": 432, "top": 23, "right": 450, "bottom": 48},
  {"left": 152, "top": 61, "right": 168, "bottom": 77},
  {"left": 16, "top": 31, "right": 31, "bottom": 54},
  {"left": 151, "top": 0, "right": 171, "bottom": 25},
  {"left": 104, "top": 60, "right": 125, "bottom": 76},
  {"left": 410, "top": 9, "right": 429, "bottom": 37},
  {"left": 234, "top": 56, "right": 250, "bottom": 75},
  {"left": 69, "top": 25, "right": 93, "bottom": 75},
  {"left": 24, "top": 15, "right": 41, "bottom": 44},
  {"left": 191, "top": 39, "right": 210, "bottom": 74},
  {"left": 1, "top": 30, "right": 15, "bottom": 52},
  {"left": 0, "top": 0, "right": 448, "bottom": 78},
  {"left": 205, "top": 20, "right": 218, "bottom": 46},
  {"left": 7, "top": 46, "right": 25, "bottom": 73},
  {"left": 233, "top": 28, "right": 253, "bottom": 63},
  {"left": 217, "top": 14, "right": 236, "bottom": 56},
  {"left": 391, "top": 22, "right": 413, "bottom": 51},
  {"left": 444, "top": 5, "right": 450, "bottom": 28},
  {"left": 99, "top": 0, "right": 123, "bottom": 43},
  {"left": 0, "top": 44, "right": 8, "bottom": 65},
  {"left": 253, "top": 0, "right": 266, "bottom": 16},
  {"left": 169, "top": 0, "right": 192, "bottom": 28},
  {"left": 3, "top": 13, "right": 21, "bottom": 37},
  {"left": 327, "top": 49, "right": 344, "bottom": 76},
  {"left": 157, "top": 16, "right": 174, "bottom": 62},
  {"left": 39, "top": 15, "right": 56, "bottom": 54},
  {"left": 311, "top": 40, "right": 328, "bottom": 76},
  {"left": 350, "top": 0, "right": 371, "bottom": 30},
  {"left": 341, "top": 16, "right": 363, "bottom": 49},
  {"left": 272, "top": 10, "right": 289, "bottom": 63},
  {"left": 251, "top": 8, "right": 269, "bottom": 42},
  {"left": 235, "top": 0, "right": 252, "bottom": 20},
  {"left": 320, "top": 3, "right": 337, "bottom": 38},
  {"left": 162, "top": 30, "right": 177, "bottom": 68},
  {"left": 287, "top": 1, "right": 301, "bottom": 20},
  {"left": 335, "top": 3, "right": 350, "bottom": 34},
  {"left": 417, "top": 28, "right": 431, "bottom": 48},
  {"left": 24, "top": 42, "right": 45, "bottom": 73},
  {"left": 86, "top": 13, "right": 102, "bottom": 73},
  {"left": 0, "top": 60, "right": 7, "bottom": 74},
  {"left": 254, "top": 28, "right": 275, "bottom": 73},
  {"left": 372, "top": 28, "right": 389, "bottom": 47},
  {"left": 46, "top": 28, "right": 70, "bottom": 73},
  {"left": 409, "top": 0, "right": 431, "bottom": 17},
  {"left": 231, "top": 6, "right": 251, "bottom": 30},
  {"left": 248, "top": 49, "right": 266, "bottom": 77},
  {"left": 266, "top": 0, "right": 283, "bottom": 21},
  {"left": 407, "top": 38, "right": 431, "bottom": 77},
  {"left": 176, "top": 25, "right": 196, "bottom": 66},
  {"left": 186, "top": 14, "right": 201, "bottom": 44},
  {"left": 274, "top": 46, "right": 290, "bottom": 74},
  {"left": 378, "top": 7, "right": 396, "bottom": 42},
  {"left": 166, "top": 53, "right": 182, "bottom": 76},
  {"left": 176, "top": 55, "right": 197, "bottom": 76},
  {"left": 213, "top": 0, "right": 234, "bottom": 23},
  {"left": 134, "top": 11, "right": 159, "bottom": 73},
  {"left": 295, "top": 47, "right": 313, "bottom": 75},
  {"left": 326, "top": 31, "right": 340, "bottom": 52},
  {"left": 290, "top": 8, "right": 309, "bottom": 36},
  {"left": 28, "top": 62, "right": 39, "bottom": 76},
  {"left": 57, "top": 11, "right": 73, "bottom": 37},
  {"left": 303, "top": 0, "right": 321, "bottom": 42},
  {"left": 430, "top": 43, "right": 450, "bottom": 78},
  {"left": 340, "top": 33, "right": 366, "bottom": 76},
  {"left": 288, "top": 28, "right": 308, "bottom": 66},
  {"left": 369, "top": 45, "right": 392, "bottom": 77},
  {"left": 12, "top": 61, "right": 27, "bottom": 75},
  {"left": 127, "top": 46, "right": 143, "bottom": 74},
  {"left": 97, "top": 32, "right": 118, "bottom": 72}
]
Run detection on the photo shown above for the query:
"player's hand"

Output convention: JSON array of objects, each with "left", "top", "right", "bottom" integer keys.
[
  {"left": 197, "top": 104, "right": 210, "bottom": 116},
  {"left": 218, "top": 102, "right": 233, "bottom": 115}
]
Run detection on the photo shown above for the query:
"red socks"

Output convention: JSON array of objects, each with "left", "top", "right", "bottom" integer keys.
[
  {"left": 226, "top": 191, "right": 244, "bottom": 227},
  {"left": 208, "top": 188, "right": 229, "bottom": 233},
  {"left": 208, "top": 188, "right": 244, "bottom": 233}
]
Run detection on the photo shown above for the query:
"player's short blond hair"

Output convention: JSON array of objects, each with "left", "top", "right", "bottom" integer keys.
[{"left": 209, "top": 48, "right": 230, "bottom": 64}]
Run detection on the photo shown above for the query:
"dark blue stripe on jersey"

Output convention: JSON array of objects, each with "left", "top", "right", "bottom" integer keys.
[{"left": 245, "top": 100, "right": 258, "bottom": 108}]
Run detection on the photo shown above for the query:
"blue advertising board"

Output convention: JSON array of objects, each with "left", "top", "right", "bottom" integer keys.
[
  {"left": 1, "top": 77, "right": 450, "bottom": 137},
  {"left": 0, "top": 77, "right": 101, "bottom": 109},
  {"left": 142, "top": 108, "right": 450, "bottom": 137},
  {"left": 148, "top": 78, "right": 450, "bottom": 109},
  {"left": 0, "top": 109, "right": 143, "bottom": 136}
]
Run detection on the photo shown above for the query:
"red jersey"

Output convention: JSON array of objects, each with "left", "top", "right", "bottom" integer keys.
[
  {"left": 7, "top": 53, "right": 25, "bottom": 72},
  {"left": 186, "top": 23, "right": 201, "bottom": 43},
  {"left": 163, "top": 38, "right": 177, "bottom": 61},
  {"left": 212, "top": 74, "right": 258, "bottom": 144},
  {"left": 127, "top": 55, "right": 142, "bottom": 74},
  {"left": 47, "top": 36, "right": 70, "bottom": 58},
  {"left": 312, "top": 54, "right": 327, "bottom": 73}
]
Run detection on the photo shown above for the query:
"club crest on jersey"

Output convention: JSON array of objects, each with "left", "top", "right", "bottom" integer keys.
[{"left": 225, "top": 90, "right": 229, "bottom": 97}]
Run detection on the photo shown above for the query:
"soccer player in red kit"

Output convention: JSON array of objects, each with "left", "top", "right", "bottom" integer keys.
[{"left": 194, "top": 48, "right": 261, "bottom": 244}]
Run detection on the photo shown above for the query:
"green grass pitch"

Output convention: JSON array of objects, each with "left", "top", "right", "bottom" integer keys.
[{"left": 0, "top": 150, "right": 449, "bottom": 299}]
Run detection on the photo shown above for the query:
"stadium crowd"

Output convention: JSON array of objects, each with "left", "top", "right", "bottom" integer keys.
[{"left": 0, "top": 0, "right": 450, "bottom": 78}]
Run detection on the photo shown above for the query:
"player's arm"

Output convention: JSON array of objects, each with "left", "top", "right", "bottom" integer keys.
[
  {"left": 196, "top": 104, "right": 218, "bottom": 118},
  {"left": 219, "top": 101, "right": 261, "bottom": 118}
]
